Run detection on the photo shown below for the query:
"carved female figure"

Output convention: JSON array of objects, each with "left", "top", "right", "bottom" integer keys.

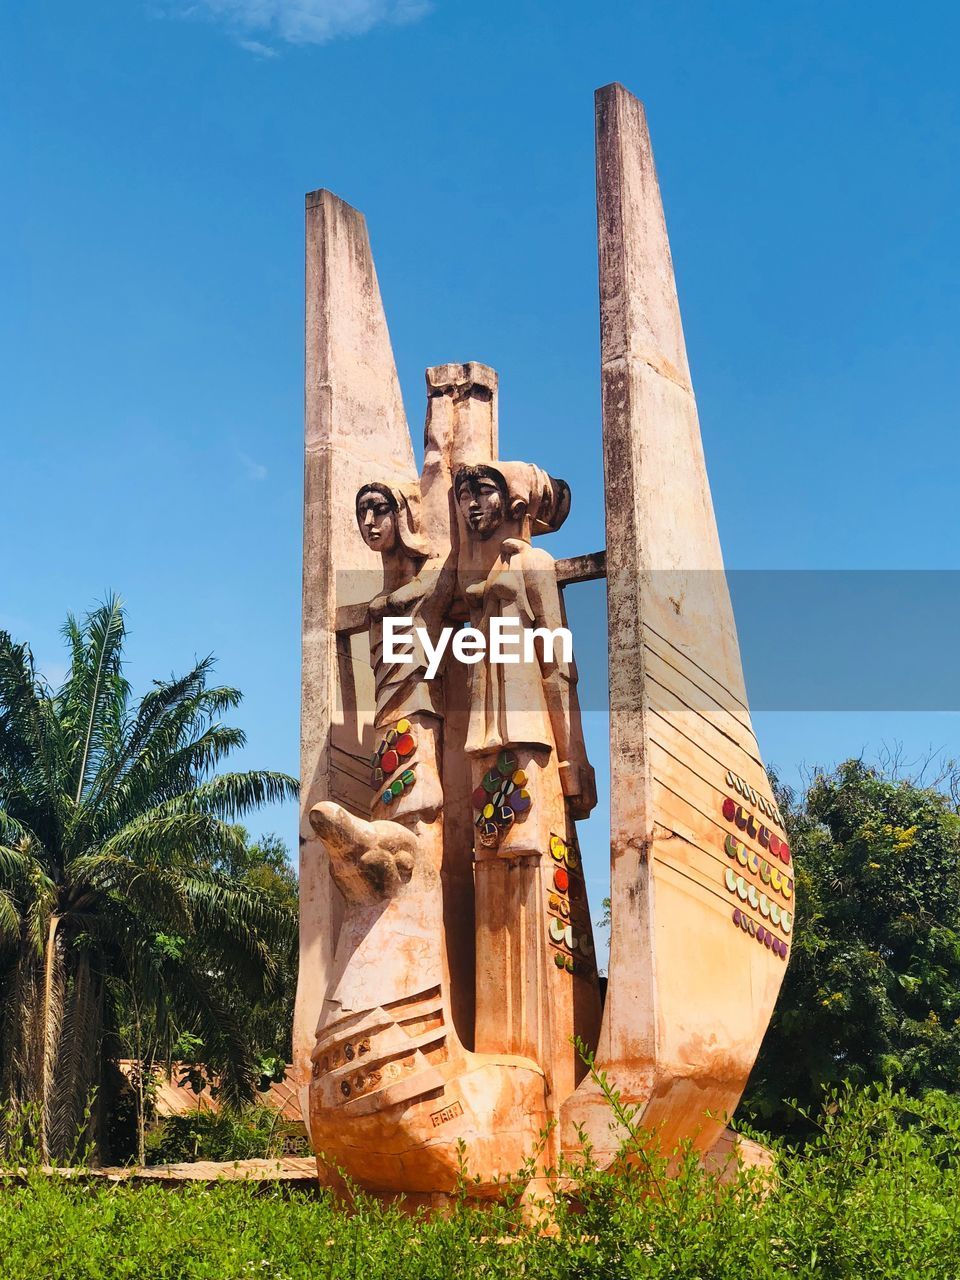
[
  {"left": 354, "top": 480, "right": 445, "bottom": 823},
  {"left": 308, "top": 479, "right": 450, "bottom": 1147},
  {"left": 307, "top": 472, "right": 550, "bottom": 1195},
  {"left": 454, "top": 461, "right": 601, "bottom": 1093},
  {"left": 455, "top": 462, "right": 596, "bottom": 837}
]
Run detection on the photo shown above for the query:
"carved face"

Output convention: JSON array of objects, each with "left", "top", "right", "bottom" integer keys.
[
  {"left": 357, "top": 490, "right": 398, "bottom": 552},
  {"left": 457, "top": 476, "right": 505, "bottom": 541}
]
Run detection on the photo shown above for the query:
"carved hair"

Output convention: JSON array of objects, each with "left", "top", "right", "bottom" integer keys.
[
  {"left": 355, "top": 481, "right": 429, "bottom": 558},
  {"left": 453, "top": 465, "right": 509, "bottom": 505},
  {"left": 454, "top": 462, "right": 570, "bottom": 536},
  {"left": 356, "top": 482, "right": 398, "bottom": 519}
]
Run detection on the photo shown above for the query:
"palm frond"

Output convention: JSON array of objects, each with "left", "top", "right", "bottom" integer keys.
[
  {"left": 176, "top": 771, "right": 299, "bottom": 819},
  {"left": 74, "top": 659, "right": 222, "bottom": 819},
  {"left": 23, "top": 869, "right": 57, "bottom": 961},
  {"left": 69, "top": 853, "right": 194, "bottom": 936},
  {"left": 0, "top": 638, "right": 70, "bottom": 848},
  {"left": 0, "top": 808, "right": 30, "bottom": 845},
  {"left": 0, "top": 950, "right": 43, "bottom": 1107},
  {"left": 81, "top": 721, "right": 248, "bottom": 845},
  {"left": 38, "top": 914, "right": 65, "bottom": 1161},
  {"left": 61, "top": 595, "right": 128, "bottom": 805},
  {"left": 94, "top": 809, "right": 249, "bottom": 868},
  {"left": 147, "top": 955, "right": 259, "bottom": 1110},
  {"left": 0, "top": 842, "right": 38, "bottom": 886},
  {"left": 175, "top": 873, "right": 290, "bottom": 990},
  {"left": 0, "top": 889, "right": 20, "bottom": 948},
  {"left": 48, "top": 951, "right": 102, "bottom": 1162},
  {"left": 0, "top": 632, "right": 75, "bottom": 856},
  {"left": 0, "top": 632, "right": 44, "bottom": 770}
]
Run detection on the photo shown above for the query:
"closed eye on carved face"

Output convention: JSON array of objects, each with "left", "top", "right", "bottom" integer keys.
[
  {"left": 456, "top": 476, "right": 505, "bottom": 540},
  {"left": 356, "top": 490, "right": 398, "bottom": 551}
]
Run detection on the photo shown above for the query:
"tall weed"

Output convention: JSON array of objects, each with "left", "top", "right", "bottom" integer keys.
[{"left": 0, "top": 1084, "right": 957, "bottom": 1278}]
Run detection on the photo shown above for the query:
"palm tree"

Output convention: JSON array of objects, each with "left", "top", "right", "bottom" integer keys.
[{"left": 0, "top": 596, "right": 298, "bottom": 1161}]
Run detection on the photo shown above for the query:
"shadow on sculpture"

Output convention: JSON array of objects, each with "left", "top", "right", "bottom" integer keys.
[{"left": 295, "top": 84, "right": 792, "bottom": 1202}]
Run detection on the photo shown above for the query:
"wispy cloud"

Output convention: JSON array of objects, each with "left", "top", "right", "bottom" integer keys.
[
  {"left": 170, "top": 0, "right": 432, "bottom": 51},
  {"left": 239, "top": 452, "right": 269, "bottom": 481},
  {"left": 237, "top": 37, "right": 279, "bottom": 57}
]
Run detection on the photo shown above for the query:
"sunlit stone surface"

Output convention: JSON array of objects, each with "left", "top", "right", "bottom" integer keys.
[{"left": 294, "top": 84, "right": 788, "bottom": 1202}]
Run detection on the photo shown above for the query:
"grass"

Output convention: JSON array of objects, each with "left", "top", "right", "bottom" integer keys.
[{"left": 1, "top": 1084, "right": 959, "bottom": 1278}]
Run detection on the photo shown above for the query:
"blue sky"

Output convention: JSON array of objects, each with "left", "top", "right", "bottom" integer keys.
[{"left": 2, "top": 0, "right": 958, "bottom": 906}]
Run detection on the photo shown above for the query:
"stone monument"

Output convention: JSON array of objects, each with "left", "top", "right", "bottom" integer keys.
[{"left": 294, "top": 83, "right": 791, "bottom": 1201}]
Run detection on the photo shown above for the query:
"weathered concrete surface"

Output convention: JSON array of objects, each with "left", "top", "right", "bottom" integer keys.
[
  {"left": 294, "top": 190, "right": 418, "bottom": 1085},
  {"left": 297, "top": 89, "right": 788, "bottom": 1196},
  {"left": 560, "top": 84, "right": 787, "bottom": 1161}
]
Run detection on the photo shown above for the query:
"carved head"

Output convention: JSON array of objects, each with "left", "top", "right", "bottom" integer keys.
[
  {"left": 356, "top": 482, "right": 428, "bottom": 558},
  {"left": 454, "top": 465, "right": 509, "bottom": 540},
  {"left": 454, "top": 463, "right": 570, "bottom": 542},
  {"left": 356, "top": 484, "right": 398, "bottom": 552}
]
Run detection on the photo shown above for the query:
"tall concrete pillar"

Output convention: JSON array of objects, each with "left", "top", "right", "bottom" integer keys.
[{"left": 294, "top": 190, "right": 418, "bottom": 1084}]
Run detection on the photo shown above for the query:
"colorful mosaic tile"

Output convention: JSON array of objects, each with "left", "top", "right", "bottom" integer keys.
[
  {"left": 371, "top": 718, "right": 418, "bottom": 804},
  {"left": 472, "top": 752, "right": 533, "bottom": 843},
  {"left": 544, "top": 833, "right": 595, "bottom": 978},
  {"left": 373, "top": 721, "right": 419, "bottom": 798}
]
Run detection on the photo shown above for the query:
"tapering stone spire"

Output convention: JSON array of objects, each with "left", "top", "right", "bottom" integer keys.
[{"left": 562, "top": 84, "right": 784, "bottom": 1163}]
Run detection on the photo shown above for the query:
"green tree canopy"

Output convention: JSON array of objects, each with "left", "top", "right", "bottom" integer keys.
[
  {"left": 151, "top": 827, "right": 300, "bottom": 1088},
  {"left": 0, "top": 596, "right": 298, "bottom": 1160},
  {"left": 747, "top": 758, "right": 960, "bottom": 1133}
]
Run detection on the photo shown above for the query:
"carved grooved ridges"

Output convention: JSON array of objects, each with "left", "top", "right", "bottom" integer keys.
[{"left": 560, "top": 84, "right": 786, "bottom": 1159}]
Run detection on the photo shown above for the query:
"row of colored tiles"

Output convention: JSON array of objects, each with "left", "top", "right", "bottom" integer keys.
[
  {"left": 552, "top": 949, "right": 593, "bottom": 975},
  {"left": 721, "top": 797, "right": 790, "bottom": 863},
  {"left": 379, "top": 767, "right": 416, "bottom": 806},
  {"left": 336, "top": 1052, "right": 423, "bottom": 1100},
  {"left": 548, "top": 914, "right": 595, "bottom": 958},
  {"left": 723, "top": 833, "right": 794, "bottom": 901},
  {"left": 312, "top": 1036, "right": 372, "bottom": 1077},
  {"left": 338, "top": 1069, "right": 381, "bottom": 1098},
  {"left": 544, "top": 832, "right": 594, "bottom": 976},
  {"left": 549, "top": 834, "right": 581, "bottom": 870},
  {"left": 732, "top": 907, "right": 789, "bottom": 959},
  {"left": 549, "top": 863, "right": 584, "bottom": 898},
  {"left": 546, "top": 856, "right": 590, "bottom": 930},
  {"left": 313, "top": 1043, "right": 419, "bottom": 1102},
  {"left": 547, "top": 891, "right": 590, "bottom": 924},
  {"left": 723, "top": 866, "right": 794, "bottom": 935},
  {"left": 725, "top": 769, "right": 786, "bottom": 832}
]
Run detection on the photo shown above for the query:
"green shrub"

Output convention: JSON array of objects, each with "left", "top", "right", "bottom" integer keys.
[
  {"left": 144, "top": 1106, "right": 309, "bottom": 1164},
  {"left": 0, "top": 1084, "right": 958, "bottom": 1278},
  {"left": 747, "top": 761, "right": 960, "bottom": 1135}
]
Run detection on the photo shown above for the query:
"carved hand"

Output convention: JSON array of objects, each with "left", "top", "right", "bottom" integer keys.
[
  {"left": 559, "top": 759, "right": 598, "bottom": 820},
  {"left": 308, "top": 801, "right": 420, "bottom": 903},
  {"left": 367, "top": 591, "right": 395, "bottom": 621},
  {"left": 369, "top": 575, "right": 431, "bottom": 621}
]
